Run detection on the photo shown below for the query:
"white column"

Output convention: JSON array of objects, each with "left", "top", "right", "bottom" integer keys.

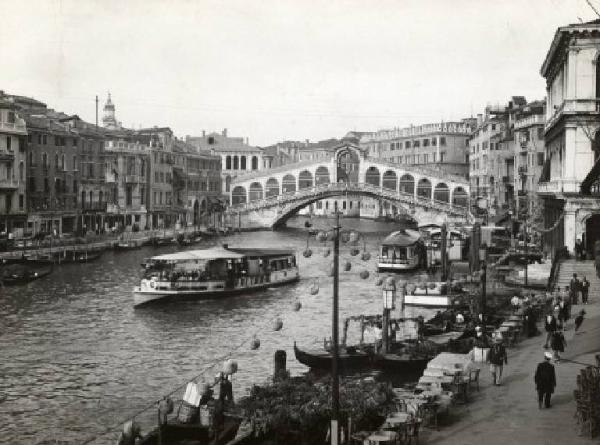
[{"left": 564, "top": 208, "right": 577, "bottom": 254}]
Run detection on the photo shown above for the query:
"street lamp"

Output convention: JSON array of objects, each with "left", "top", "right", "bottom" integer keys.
[{"left": 382, "top": 277, "right": 396, "bottom": 355}]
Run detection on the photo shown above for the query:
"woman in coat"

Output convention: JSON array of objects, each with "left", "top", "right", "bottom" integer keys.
[{"left": 551, "top": 330, "right": 566, "bottom": 362}]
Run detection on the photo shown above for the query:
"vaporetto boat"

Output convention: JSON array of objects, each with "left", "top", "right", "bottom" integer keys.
[{"left": 133, "top": 245, "right": 299, "bottom": 307}]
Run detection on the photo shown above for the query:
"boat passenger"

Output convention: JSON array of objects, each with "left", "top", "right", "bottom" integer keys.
[{"left": 116, "top": 420, "right": 141, "bottom": 445}]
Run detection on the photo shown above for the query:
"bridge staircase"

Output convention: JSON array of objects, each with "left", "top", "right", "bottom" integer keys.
[{"left": 553, "top": 259, "right": 599, "bottom": 292}]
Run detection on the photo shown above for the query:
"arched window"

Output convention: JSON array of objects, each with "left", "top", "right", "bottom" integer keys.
[
  {"left": 226, "top": 155, "right": 231, "bottom": 169},
  {"left": 61, "top": 154, "right": 65, "bottom": 170},
  {"left": 99, "top": 191, "right": 103, "bottom": 203},
  {"left": 89, "top": 191, "right": 93, "bottom": 203},
  {"left": 19, "top": 161, "right": 24, "bottom": 181},
  {"left": 251, "top": 156, "right": 258, "bottom": 170},
  {"left": 42, "top": 153, "right": 47, "bottom": 168},
  {"left": 54, "top": 154, "right": 59, "bottom": 168},
  {"left": 81, "top": 190, "right": 86, "bottom": 206},
  {"left": 240, "top": 156, "right": 247, "bottom": 170},
  {"left": 72, "top": 155, "right": 77, "bottom": 171},
  {"left": 233, "top": 156, "right": 239, "bottom": 170}
]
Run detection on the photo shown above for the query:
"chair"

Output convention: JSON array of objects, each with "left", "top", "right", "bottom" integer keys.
[
  {"left": 468, "top": 368, "right": 480, "bottom": 391},
  {"left": 450, "top": 373, "right": 469, "bottom": 404}
]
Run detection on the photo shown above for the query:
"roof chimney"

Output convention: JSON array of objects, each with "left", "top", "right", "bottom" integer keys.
[{"left": 222, "top": 128, "right": 228, "bottom": 137}]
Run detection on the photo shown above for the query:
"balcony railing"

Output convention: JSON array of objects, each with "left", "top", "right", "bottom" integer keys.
[
  {"left": 546, "top": 99, "right": 600, "bottom": 131},
  {"left": 0, "top": 151, "right": 15, "bottom": 163},
  {"left": 0, "top": 121, "right": 27, "bottom": 135},
  {"left": 514, "top": 114, "right": 545, "bottom": 130},
  {"left": 81, "top": 201, "right": 107, "bottom": 212},
  {"left": 0, "top": 179, "right": 19, "bottom": 190}
]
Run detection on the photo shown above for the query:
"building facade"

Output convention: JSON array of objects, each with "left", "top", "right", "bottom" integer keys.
[
  {"left": 360, "top": 120, "right": 475, "bottom": 178},
  {"left": 539, "top": 19, "right": 600, "bottom": 256},
  {"left": 512, "top": 100, "right": 546, "bottom": 216},
  {"left": 0, "top": 99, "right": 27, "bottom": 236},
  {"left": 186, "top": 129, "right": 263, "bottom": 195}
]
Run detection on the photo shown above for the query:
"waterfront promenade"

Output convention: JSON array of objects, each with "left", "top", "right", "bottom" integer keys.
[{"left": 423, "top": 297, "right": 600, "bottom": 444}]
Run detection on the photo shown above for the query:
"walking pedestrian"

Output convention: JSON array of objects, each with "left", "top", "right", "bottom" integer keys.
[
  {"left": 544, "top": 313, "right": 557, "bottom": 349},
  {"left": 575, "top": 238, "right": 583, "bottom": 261},
  {"left": 575, "top": 309, "right": 586, "bottom": 333},
  {"left": 551, "top": 330, "right": 566, "bottom": 362},
  {"left": 535, "top": 352, "right": 556, "bottom": 409},
  {"left": 489, "top": 336, "right": 508, "bottom": 385},
  {"left": 581, "top": 276, "right": 590, "bottom": 304},
  {"left": 570, "top": 274, "right": 580, "bottom": 305}
]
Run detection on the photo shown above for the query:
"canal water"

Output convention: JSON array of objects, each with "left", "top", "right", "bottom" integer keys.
[{"left": 0, "top": 217, "right": 442, "bottom": 444}]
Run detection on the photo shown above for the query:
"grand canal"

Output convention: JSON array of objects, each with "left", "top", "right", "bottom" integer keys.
[{"left": 0, "top": 217, "right": 440, "bottom": 444}]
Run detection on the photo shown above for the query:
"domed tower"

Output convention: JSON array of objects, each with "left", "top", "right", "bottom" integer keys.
[{"left": 102, "top": 92, "right": 118, "bottom": 129}]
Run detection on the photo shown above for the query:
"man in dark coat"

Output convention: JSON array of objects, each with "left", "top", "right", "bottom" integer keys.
[
  {"left": 544, "top": 313, "right": 557, "bottom": 348},
  {"left": 570, "top": 274, "right": 580, "bottom": 305},
  {"left": 535, "top": 352, "right": 556, "bottom": 408},
  {"left": 581, "top": 276, "right": 590, "bottom": 304}
]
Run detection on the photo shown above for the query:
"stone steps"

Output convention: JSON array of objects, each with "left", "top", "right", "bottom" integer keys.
[{"left": 555, "top": 259, "right": 598, "bottom": 291}]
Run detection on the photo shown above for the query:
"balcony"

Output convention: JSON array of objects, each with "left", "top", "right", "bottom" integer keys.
[
  {"left": 0, "top": 120, "right": 27, "bottom": 135},
  {"left": 0, "top": 151, "right": 15, "bottom": 163},
  {"left": 0, "top": 179, "right": 18, "bottom": 190},
  {"left": 125, "top": 175, "right": 139, "bottom": 183},
  {"left": 81, "top": 201, "right": 107, "bottom": 212},
  {"left": 514, "top": 114, "right": 545, "bottom": 130},
  {"left": 546, "top": 99, "right": 600, "bottom": 132},
  {"left": 518, "top": 166, "right": 527, "bottom": 175}
]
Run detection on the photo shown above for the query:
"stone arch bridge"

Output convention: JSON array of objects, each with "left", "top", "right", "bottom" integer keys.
[{"left": 225, "top": 143, "right": 472, "bottom": 229}]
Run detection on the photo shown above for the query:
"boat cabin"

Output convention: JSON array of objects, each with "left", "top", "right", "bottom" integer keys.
[{"left": 378, "top": 229, "right": 423, "bottom": 271}]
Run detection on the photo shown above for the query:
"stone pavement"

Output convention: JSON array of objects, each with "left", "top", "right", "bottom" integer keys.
[{"left": 421, "top": 296, "right": 600, "bottom": 445}]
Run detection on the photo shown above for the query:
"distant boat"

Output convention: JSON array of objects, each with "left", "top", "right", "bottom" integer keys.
[
  {"left": 115, "top": 241, "right": 141, "bottom": 251},
  {"left": 404, "top": 282, "right": 466, "bottom": 308},
  {"left": 133, "top": 245, "right": 299, "bottom": 307},
  {"left": 1, "top": 267, "right": 53, "bottom": 286},
  {"left": 377, "top": 229, "right": 424, "bottom": 272}
]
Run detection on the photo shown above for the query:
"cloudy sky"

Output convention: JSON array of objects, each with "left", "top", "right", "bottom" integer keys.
[{"left": 0, "top": 0, "right": 594, "bottom": 145}]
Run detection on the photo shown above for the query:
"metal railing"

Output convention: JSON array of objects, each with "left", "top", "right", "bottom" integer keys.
[{"left": 227, "top": 182, "right": 469, "bottom": 217}]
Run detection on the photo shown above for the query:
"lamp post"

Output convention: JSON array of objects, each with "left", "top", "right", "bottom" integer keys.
[
  {"left": 382, "top": 277, "right": 397, "bottom": 354},
  {"left": 481, "top": 261, "right": 487, "bottom": 328},
  {"left": 331, "top": 203, "right": 340, "bottom": 445}
]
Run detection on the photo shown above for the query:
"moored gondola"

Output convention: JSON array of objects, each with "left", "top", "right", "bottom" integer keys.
[{"left": 293, "top": 342, "right": 373, "bottom": 371}]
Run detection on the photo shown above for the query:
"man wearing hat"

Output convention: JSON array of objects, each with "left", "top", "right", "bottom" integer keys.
[
  {"left": 488, "top": 334, "right": 508, "bottom": 385},
  {"left": 535, "top": 352, "right": 556, "bottom": 408}
]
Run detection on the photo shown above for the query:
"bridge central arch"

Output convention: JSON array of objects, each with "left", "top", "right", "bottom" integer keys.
[{"left": 336, "top": 147, "right": 360, "bottom": 183}]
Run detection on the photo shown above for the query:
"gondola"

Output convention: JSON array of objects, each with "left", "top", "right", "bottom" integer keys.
[
  {"left": 293, "top": 342, "right": 372, "bottom": 371},
  {"left": 373, "top": 352, "right": 432, "bottom": 374},
  {"left": 1, "top": 267, "right": 53, "bottom": 286},
  {"left": 68, "top": 250, "right": 105, "bottom": 263},
  {"left": 115, "top": 241, "right": 141, "bottom": 251},
  {"left": 137, "top": 417, "right": 241, "bottom": 445}
]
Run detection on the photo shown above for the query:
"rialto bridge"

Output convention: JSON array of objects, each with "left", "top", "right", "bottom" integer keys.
[{"left": 225, "top": 144, "right": 472, "bottom": 229}]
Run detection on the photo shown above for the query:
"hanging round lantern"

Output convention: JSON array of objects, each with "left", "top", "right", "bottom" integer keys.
[
  {"left": 348, "top": 231, "right": 360, "bottom": 244},
  {"left": 406, "top": 283, "right": 416, "bottom": 294},
  {"left": 360, "top": 270, "right": 370, "bottom": 280},
  {"left": 316, "top": 231, "right": 328, "bottom": 243},
  {"left": 323, "top": 248, "right": 331, "bottom": 257},
  {"left": 396, "top": 279, "right": 407, "bottom": 289},
  {"left": 418, "top": 282, "right": 427, "bottom": 290},
  {"left": 361, "top": 252, "right": 371, "bottom": 261},
  {"left": 344, "top": 261, "right": 352, "bottom": 272},
  {"left": 310, "top": 282, "right": 319, "bottom": 295},
  {"left": 250, "top": 337, "right": 261, "bottom": 350},
  {"left": 341, "top": 232, "right": 351, "bottom": 243},
  {"left": 428, "top": 282, "right": 437, "bottom": 290},
  {"left": 303, "top": 249, "right": 313, "bottom": 258},
  {"left": 375, "top": 277, "right": 384, "bottom": 286},
  {"left": 326, "top": 231, "right": 336, "bottom": 241},
  {"left": 223, "top": 359, "right": 239, "bottom": 375},
  {"left": 273, "top": 318, "right": 283, "bottom": 331},
  {"left": 293, "top": 301, "right": 302, "bottom": 311},
  {"left": 350, "top": 248, "right": 360, "bottom": 256}
]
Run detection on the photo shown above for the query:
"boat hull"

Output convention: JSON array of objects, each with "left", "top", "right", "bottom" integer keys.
[
  {"left": 374, "top": 354, "right": 431, "bottom": 374},
  {"left": 133, "top": 274, "right": 299, "bottom": 307},
  {"left": 377, "top": 262, "right": 420, "bottom": 272},
  {"left": 293, "top": 343, "right": 372, "bottom": 371},
  {"left": 404, "top": 294, "right": 457, "bottom": 307}
]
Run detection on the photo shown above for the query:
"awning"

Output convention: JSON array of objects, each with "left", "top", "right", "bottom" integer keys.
[
  {"left": 150, "top": 246, "right": 246, "bottom": 261},
  {"left": 381, "top": 229, "right": 421, "bottom": 247}
]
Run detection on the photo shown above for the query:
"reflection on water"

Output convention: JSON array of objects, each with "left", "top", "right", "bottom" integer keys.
[{"left": 0, "top": 216, "right": 439, "bottom": 444}]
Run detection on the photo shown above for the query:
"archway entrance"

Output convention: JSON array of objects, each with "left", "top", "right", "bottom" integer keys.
[
  {"left": 336, "top": 149, "right": 360, "bottom": 183},
  {"left": 586, "top": 213, "right": 600, "bottom": 255}
]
